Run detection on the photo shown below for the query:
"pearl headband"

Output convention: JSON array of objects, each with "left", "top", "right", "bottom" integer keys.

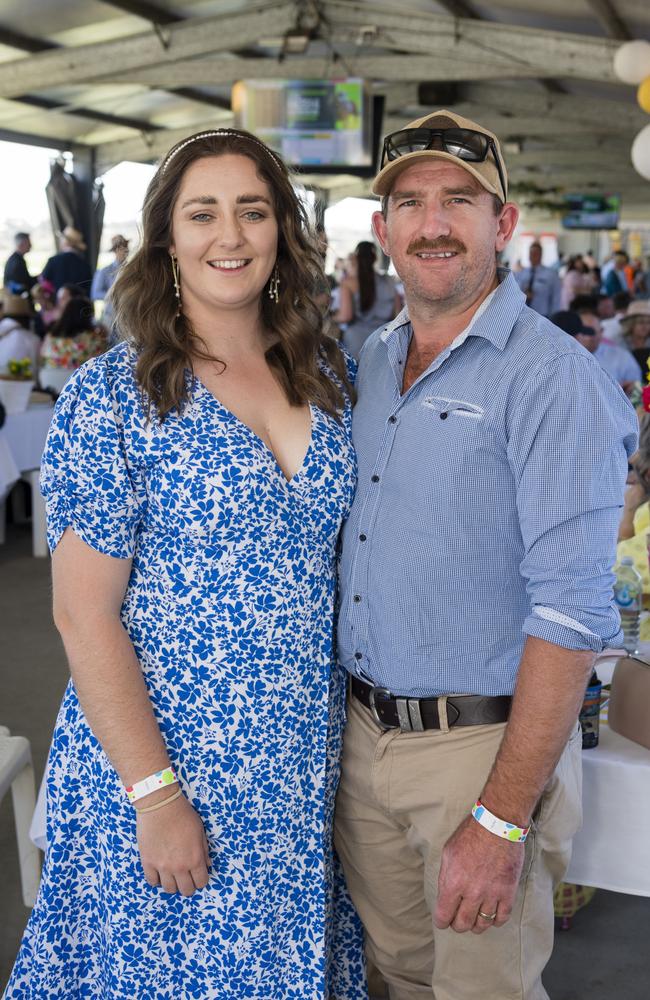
[{"left": 160, "top": 129, "right": 283, "bottom": 174}]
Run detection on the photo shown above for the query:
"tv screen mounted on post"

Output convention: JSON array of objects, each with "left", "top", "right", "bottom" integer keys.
[
  {"left": 562, "top": 193, "right": 621, "bottom": 230},
  {"left": 232, "top": 78, "right": 383, "bottom": 177}
]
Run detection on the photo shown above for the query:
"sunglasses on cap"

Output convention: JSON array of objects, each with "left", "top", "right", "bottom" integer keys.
[{"left": 380, "top": 127, "right": 508, "bottom": 202}]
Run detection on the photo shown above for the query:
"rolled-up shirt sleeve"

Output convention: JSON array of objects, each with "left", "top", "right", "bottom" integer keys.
[{"left": 507, "top": 353, "right": 638, "bottom": 651}]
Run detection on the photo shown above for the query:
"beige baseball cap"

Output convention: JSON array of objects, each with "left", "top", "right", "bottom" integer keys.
[{"left": 372, "top": 109, "right": 508, "bottom": 202}]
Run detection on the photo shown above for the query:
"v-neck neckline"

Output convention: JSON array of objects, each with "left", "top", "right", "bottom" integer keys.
[{"left": 191, "top": 373, "right": 314, "bottom": 485}]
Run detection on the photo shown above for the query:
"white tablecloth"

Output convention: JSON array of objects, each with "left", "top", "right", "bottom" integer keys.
[
  {"left": 564, "top": 651, "right": 650, "bottom": 896},
  {"left": 0, "top": 403, "right": 54, "bottom": 555}
]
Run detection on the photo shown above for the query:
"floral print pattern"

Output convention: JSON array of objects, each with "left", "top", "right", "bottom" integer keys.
[{"left": 4, "top": 343, "right": 367, "bottom": 1000}]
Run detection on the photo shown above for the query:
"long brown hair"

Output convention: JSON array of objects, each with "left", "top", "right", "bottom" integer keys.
[
  {"left": 355, "top": 240, "right": 377, "bottom": 313},
  {"left": 112, "top": 129, "right": 352, "bottom": 420}
]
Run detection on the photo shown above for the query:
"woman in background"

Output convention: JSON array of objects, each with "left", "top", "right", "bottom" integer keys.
[
  {"left": 337, "top": 240, "right": 401, "bottom": 359},
  {"left": 39, "top": 295, "right": 107, "bottom": 394}
]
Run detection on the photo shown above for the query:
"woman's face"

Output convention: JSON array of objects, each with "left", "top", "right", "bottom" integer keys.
[
  {"left": 169, "top": 154, "right": 278, "bottom": 317},
  {"left": 630, "top": 316, "right": 650, "bottom": 349}
]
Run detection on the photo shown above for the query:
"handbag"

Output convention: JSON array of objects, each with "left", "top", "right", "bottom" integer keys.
[{"left": 608, "top": 652, "right": 650, "bottom": 751}]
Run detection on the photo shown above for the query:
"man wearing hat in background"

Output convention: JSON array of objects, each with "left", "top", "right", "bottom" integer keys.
[
  {"left": 91, "top": 233, "right": 129, "bottom": 339},
  {"left": 334, "top": 109, "right": 637, "bottom": 999},
  {"left": 41, "top": 225, "right": 92, "bottom": 294}
]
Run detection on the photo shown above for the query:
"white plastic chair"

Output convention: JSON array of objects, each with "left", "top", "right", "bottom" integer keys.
[{"left": 0, "top": 726, "right": 41, "bottom": 906}]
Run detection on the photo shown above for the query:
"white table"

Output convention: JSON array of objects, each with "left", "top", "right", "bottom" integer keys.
[
  {"left": 0, "top": 403, "right": 54, "bottom": 556},
  {"left": 565, "top": 652, "right": 650, "bottom": 896}
]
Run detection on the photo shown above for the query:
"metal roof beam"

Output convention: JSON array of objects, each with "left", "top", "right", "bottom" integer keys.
[
  {"left": 0, "top": 3, "right": 296, "bottom": 98},
  {"left": 583, "top": 0, "right": 632, "bottom": 40},
  {"left": 99, "top": 0, "right": 183, "bottom": 25},
  {"left": 95, "top": 115, "right": 234, "bottom": 173}
]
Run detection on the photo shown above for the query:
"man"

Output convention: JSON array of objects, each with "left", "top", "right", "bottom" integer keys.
[
  {"left": 603, "top": 250, "right": 630, "bottom": 297},
  {"left": 513, "top": 240, "right": 561, "bottom": 317},
  {"left": 91, "top": 233, "right": 129, "bottom": 336},
  {"left": 334, "top": 109, "right": 637, "bottom": 1000},
  {"left": 3, "top": 232, "right": 37, "bottom": 295},
  {"left": 41, "top": 226, "right": 92, "bottom": 293},
  {"left": 582, "top": 305, "right": 641, "bottom": 391}
]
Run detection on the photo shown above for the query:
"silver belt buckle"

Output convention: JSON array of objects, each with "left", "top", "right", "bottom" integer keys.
[{"left": 368, "top": 686, "right": 394, "bottom": 730}]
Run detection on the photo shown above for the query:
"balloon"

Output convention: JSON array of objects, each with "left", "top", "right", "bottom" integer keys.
[
  {"left": 638, "top": 75, "right": 650, "bottom": 114},
  {"left": 631, "top": 123, "right": 650, "bottom": 181},
  {"left": 614, "top": 40, "right": 650, "bottom": 85}
]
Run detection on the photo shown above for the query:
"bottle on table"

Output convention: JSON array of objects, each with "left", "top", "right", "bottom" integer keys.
[
  {"left": 579, "top": 670, "right": 602, "bottom": 749},
  {"left": 613, "top": 556, "right": 643, "bottom": 654}
]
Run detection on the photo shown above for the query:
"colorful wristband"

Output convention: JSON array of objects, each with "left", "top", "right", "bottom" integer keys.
[
  {"left": 471, "top": 799, "right": 530, "bottom": 843},
  {"left": 125, "top": 766, "right": 178, "bottom": 804}
]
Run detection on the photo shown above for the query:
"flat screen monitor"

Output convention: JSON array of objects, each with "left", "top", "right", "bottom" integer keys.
[
  {"left": 232, "top": 78, "right": 381, "bottom": 177},
  {"left": 562, "top": 193, "right": 620, "bottom": 230}
]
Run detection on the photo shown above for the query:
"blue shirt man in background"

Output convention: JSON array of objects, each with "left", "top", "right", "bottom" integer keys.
[
  {"left": 335, "top": 109, "right": 637, "bottom": 1000},
  {"left": 514, "top": 240, "right": 561, "bottom": 317}
]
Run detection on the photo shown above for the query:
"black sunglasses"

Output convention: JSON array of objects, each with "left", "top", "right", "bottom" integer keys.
[{"left": 381, "top": 126, "right": 508, "bottom": 202}]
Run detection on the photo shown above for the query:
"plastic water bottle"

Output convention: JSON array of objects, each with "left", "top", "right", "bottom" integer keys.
[{"left": 614, "top": 557, "right": 643, "bottom": 654}]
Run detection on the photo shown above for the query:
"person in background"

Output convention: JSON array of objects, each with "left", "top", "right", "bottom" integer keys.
[
  {"left": 31, "top": 279, "right": 58, "bottom": 337},
  {"left": 41, "top": 226, "right": 93, "bottom": 294},
  {"left": 3, "top": 232, "right": 37, "bottom": 295},
  {"left": 599, "top": 290, "right": 632, "bottom": 345},
  {"left": 335, "top": 106, "right": 637, "bottom": 1000},
  {"left": 549, "top": 309, "right": 598, "bottom": 352},
  {"left": 91, "top": 234, "right": 129, "bottom": 339},
  {"left": 604, "top": 250, "right": 630, "bottom": 297},
  {"left": 617, "top": 414, "right": 650, "bottom": 597},
  {"left": 635, "top": 254, "right": 650, "bottom": 299},
  {"left": 337, "top": 240, "right": 401, "bottom": 359},
  {"left": 560, "top": 255, "right": 591, "bottom": 309},
  {"left": 39, "top": 296, "right": 107, "bottom": 395},
  {"left": 620, "top": 301, "right": 650, "bottom": 382},
  {"left": 0, "top": 289, "right": 40, "bottom": 374},
  {"left": 575, "top": 302, "right": 643, "bottom": 392},
  {"left": 513, "top": 240, "right": 561, "bottom": 317}
]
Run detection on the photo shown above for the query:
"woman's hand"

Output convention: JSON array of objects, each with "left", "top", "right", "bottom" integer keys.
[{"left": 137, "top": 791, "right": 211, "bottom": 896}]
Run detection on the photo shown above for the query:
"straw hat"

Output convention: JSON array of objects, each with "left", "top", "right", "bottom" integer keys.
[
  {"left": 1, "top": 288, "right": 32, "bottom": 317},
  {"left": 58, "top": 226, "right": 87, "bottom": 252}
]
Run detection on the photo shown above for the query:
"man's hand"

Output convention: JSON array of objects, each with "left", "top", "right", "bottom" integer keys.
[
  {"left": 137, "top": 793, "right": 211, "bottom": 897},
  {"left": 434, "top": 814, "right": 525, "bottom": 934}
]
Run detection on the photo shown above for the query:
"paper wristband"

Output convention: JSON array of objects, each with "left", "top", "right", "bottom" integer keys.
[
  {"left": 471, "top": 799, "right": 530, "bottom": 843},
  {"left": 125, "top": 767, "right": 178, "bottom": 804}
]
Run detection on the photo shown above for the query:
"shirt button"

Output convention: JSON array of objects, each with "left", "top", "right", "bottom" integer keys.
[
  {"left": 359, "top": 533, "right": 367, "bottom": 541},
  {"left": 353, "top": 595, "right": 361, "bottom": 602},
  {"left": 354, "top": 652, "right": 363, "bottom": 660},
  {"left": 440, "top": 412, "right": 448, "bottom": 420},
  {"left": 388, "top": 415, "right": 397, "bottom": 424},
  {"left": 371, "top": 474, "right": 380, "bottom": 482}
]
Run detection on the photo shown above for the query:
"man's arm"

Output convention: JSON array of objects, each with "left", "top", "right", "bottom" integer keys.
[{"left": 434, "top": 635, "right": 593, "bottom": 934}]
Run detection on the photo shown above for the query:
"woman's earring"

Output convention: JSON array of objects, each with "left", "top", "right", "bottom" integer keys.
[
  {"left": 171, "top": 254, "right": 182, "bottom": 315},
  {"left": 268, "top": 264, "right": 280, "bottom": 304}
]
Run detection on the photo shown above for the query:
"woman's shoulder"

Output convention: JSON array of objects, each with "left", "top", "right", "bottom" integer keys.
[{"left": 55, "top": 341, "right": 139, "bottom": 409}]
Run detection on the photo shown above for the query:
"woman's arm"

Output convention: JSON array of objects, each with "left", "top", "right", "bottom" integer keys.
[
  {"left": 335, "top": 280, "right": 355, "bottom": 325},
  {"left": 53, "top": 528, "right": 210, "bottom": 896}
]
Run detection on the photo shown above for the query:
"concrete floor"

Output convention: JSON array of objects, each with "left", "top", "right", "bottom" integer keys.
[{"left": 1, "top": 522, "right": 650, "bottom": 998}]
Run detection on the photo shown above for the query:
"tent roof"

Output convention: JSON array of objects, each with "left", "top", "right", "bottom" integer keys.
[{"left": 0, "top": 0, "right": 648, "bottom": 212}]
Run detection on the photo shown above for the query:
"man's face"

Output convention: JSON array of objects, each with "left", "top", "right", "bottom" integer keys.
[
  {"left": 577, "top": 311, "right": 602, "bottom": 353},
  {"left": 17, "top": 237, "right": 31, "bottom": 254},
  {"left": 114, "top": 242, "right": 129, "bottom": 263},
  {"left": 597, "top": 296, "right": 614, "bottom": 319},
  {"left": 529, "top": 244, "right": 542, "bottom": 267},
  {"left": 615, "top": 253, "right": 627, "bottom": 271},
  {"left": 372, "top": 160, "right": 518, "bottom": 315}
]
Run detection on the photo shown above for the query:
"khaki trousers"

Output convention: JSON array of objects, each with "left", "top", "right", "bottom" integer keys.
[{"left": 334, "top": 694, "right": 583, "bottom": 1000}]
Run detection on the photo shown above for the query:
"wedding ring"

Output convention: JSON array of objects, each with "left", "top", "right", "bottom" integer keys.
[{"left": 478, "top": 910, "right": 497, "bottom": 921}]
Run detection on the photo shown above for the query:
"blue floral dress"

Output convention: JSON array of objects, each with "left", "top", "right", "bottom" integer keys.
[{"left": 5, "top": 343, "right": 367, "bottom": 1000}]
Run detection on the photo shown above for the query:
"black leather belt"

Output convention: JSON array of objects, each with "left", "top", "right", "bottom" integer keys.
[{"left": 350, "top": 675, "right": 512, "bottom": 732}]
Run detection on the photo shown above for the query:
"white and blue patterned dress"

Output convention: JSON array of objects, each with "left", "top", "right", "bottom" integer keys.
[{"left": 5, "top": 343, "right": 367, "bottom": 1000}]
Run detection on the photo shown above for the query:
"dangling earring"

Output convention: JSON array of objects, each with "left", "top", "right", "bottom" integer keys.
[
  {"left": 268, "top": 264, "right": 280, "bottom": 304},
  {"left": 171, "top": 254, "right": 182, "bottom": 316}
]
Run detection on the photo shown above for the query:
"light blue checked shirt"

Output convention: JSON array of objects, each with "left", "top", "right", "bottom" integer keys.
[{"left": 337, "top": 271, "right": 638, "bottom": 698}]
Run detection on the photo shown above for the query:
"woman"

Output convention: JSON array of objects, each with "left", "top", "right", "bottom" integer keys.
[
  {"left": 0, "top": 288, "right": 39, "bottom": 374},
  {"left": 39, "top": 295, "right": 107, "bottom": 394},
  {"left": 620, "top": 300, "right": 650, "bottom": 382},
  {"left": 6, "top": 129, "right": 366, "bottom": 1000},
  {"left": 337, "top": 241, "right": 400, "bottom": 359},
  {"left": 560, "top": 255, "right": 591, "bottom": 310}
]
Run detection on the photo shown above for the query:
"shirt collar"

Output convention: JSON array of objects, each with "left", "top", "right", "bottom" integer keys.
[{"left": 380, "top": 269, "right": 526, "bottom": 353}]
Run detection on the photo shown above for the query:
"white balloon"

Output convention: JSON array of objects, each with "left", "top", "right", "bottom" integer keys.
[
  {"left": 613, "top": 40, "right": 650, "bottom": 85},
  {"left": 631, "top": 124, "right": 650, "bottom": 181}
]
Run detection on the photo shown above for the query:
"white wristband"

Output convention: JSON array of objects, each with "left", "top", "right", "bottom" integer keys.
[
  {"left": 125, "top": 766, "right": 178, "bottom": 804},
  {"left": 471, "top": 799, "right": 530, "bottom": 843}
]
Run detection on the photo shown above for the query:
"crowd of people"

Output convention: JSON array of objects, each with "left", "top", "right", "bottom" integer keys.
[
  {"left": 1, "top": 109, "right": 645, "bottom": 1000},
  {"left": 0, "top": 228, "right": 131, "bottom": 394}
]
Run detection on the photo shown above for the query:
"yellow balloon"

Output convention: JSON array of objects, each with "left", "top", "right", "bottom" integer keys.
[{"left": 638, "top": 75, "right": 650, "bottom": 114}]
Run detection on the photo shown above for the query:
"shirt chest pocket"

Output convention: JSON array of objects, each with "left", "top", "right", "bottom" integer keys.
[{"left": 422, "top": 395, "right": 485, "bottom": 421}]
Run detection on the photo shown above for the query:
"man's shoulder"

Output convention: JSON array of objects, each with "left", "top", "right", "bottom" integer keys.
[{"left": 505, "top": 308, "right": 596, "bottom": 371}]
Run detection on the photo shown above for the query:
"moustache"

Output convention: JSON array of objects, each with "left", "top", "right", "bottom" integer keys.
[{"left": 407, "top": 239, "right": 466, "bottom": 255}]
